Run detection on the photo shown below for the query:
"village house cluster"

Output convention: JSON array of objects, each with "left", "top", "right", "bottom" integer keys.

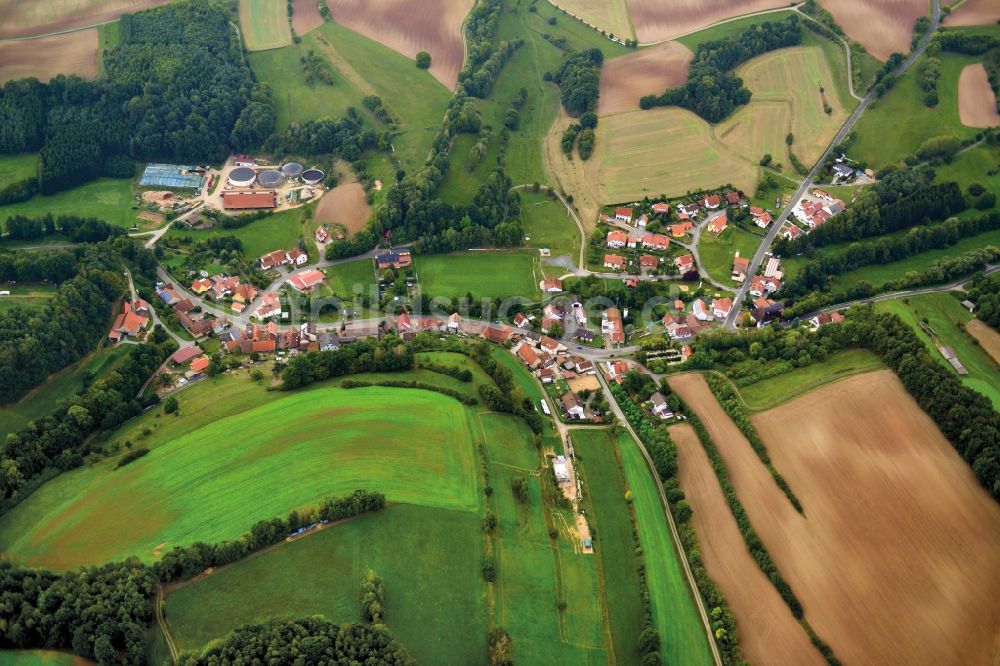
[
  {"left": 511, "top": 334, "right": 601, "bottom": 422},
  {"left": 190, "top": 274, "right": 259, "bottom": 314},
  {"left": 783, "top": 189, "right": 847, "bottom": 240}
]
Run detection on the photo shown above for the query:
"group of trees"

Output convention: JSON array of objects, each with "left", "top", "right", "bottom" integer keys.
[
  {"left": 4, "top": 214, "right": 124, "bottom": 243},
  {"left": 552, "top": 48, "right": 604, "bottom": 116},
  {"left": 280, "top": 337, "right": 414, "bottom": 390},
  {"left": 965, "top": 273, "right": 1000, "bottom": 330},
  {"left": 918, "top": 56, "right": 941, "bottom": 107},
  {"left": 470, "top": 342, "right": 543, "bottom": 433},
  {"left": 0, "top": 560, "right": 156, "bottom": 665},
  {"left": 639, "top": 16, "right": 802, "bottom": 122},
  {"left": 267, "top": 109, "right": 377, "bottom": 163}
]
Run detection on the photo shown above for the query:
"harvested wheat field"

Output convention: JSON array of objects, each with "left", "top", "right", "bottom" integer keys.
[
  {"left": 290, "top": 0, "right": 324, "bottom": 35},
  {"left": 628, "top": 0, "right": 788, "bottom": 44},
  {"left": 543, "top": 110, "right": 604, "bottom": 229},
  {"left": 670, "top": 423, "right": 826, "bottom": 666},
  {"left": 314, "top": 183, "right": 370, "bottom": 236},
  {"left": 0, "top": 0, "right": 170, "bottom": 39},
  {"left": 557, "top": 0, "right": 633, "bottom": 41},
  {"left": 326, "top": 0, "right": 473, "bottom": 89},
  {"left": 0, "top": 29, "right": 98, "bottom": 84},
  {"left": 669, "top": 371, "right": 1000, "bottom": 666},
  {"left": 817, "top": 0, "right": 927, "bottom": 61},
  {"left": 597, "top": 42, "right": 692, "bottom": 115},
  {"left": 944, "top": 0, "right": 1000, "bottom": 27},
  {"left": 958, "top": 63, "right": 1000, "bottom": 128},
  {"left": 968, "top": 319, "right": 1000, "bottom": 364}
]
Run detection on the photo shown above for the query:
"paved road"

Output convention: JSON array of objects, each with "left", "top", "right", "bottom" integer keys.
[{"left": 724, "top": 0, "right": 941, "bottom": 328}]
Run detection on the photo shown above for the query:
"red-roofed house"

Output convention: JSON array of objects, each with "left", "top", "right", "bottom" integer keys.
[
  {"left": 108, "top": 300, "right": 149, "bottom": 342},
  {"left": 652, "top": 202, "right": 669, "bottom": 215},
  {"left": 712, "top": 298, "right": 733, "bottom": 320},
  {"left": 604, "top": 254, "right": 626, "bottom": 271},
  {"left": 750, "top": 275, "right": 766, "bottom": 296},
  {"left": 170, "top": 346, "right": 204, "bottom": 365},
  {"left": 641, "top": 234, "right": 669, "bottom": 251},
  {"left": 252, "top": 340, "right": 277, "bottom": 353},
  {"left": 287, "top": 248, "right": 308, "bottom": 266},
  {"left": 670, "top": 222, "right": 693, "bottom": 238},
  {"left": 675, "top": 254, "right": 694, "bottom": 272},
  {"left": 732, "top": 253, "right": 750, "bottom": 281},
  {"left": 701, "top": 194, "right": 721, "bottom": 209},
  {"left": 725, "top": 191, "right": 741, "bottom": 205},
  {"left": 639, "top": 254, "right": 659, "bottom": 270},
  {"left": 541, "top": 277, "right": 563, "bottom": 293},
  {"left": 288, "top": 269, "right": 325, "bottom": 291},
  {"left": 190, "top": 356, "right": 210, "bottom": 374},
  {"left": 254, "top": 292, "right": 281, "bottom": 320},
  {"left": 481, "top": 325, "right": 512, "bottom": 344},
  {"left": 517, "top": 342, "right": 541, "bottom": 368},
  {"left": 783, "top": 224, "right": 803, "bottom": 240},
  {"left": 706, "top": 213, "right": 728, "bottom": 237},
  {"left": 606, "top": 230, "right": 628, "bottom": 248},
  {"left": 223, "top": 190, "right": 276, "bottom": 210},
  {"left": 614, "top": 207, "right": 633, "bottom": 223},
  {"left": 191, "top": 278, "right": 212, "bottom": 294}
]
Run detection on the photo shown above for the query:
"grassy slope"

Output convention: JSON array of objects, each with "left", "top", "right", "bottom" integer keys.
[
  {"left": 877, "top": 292, "right": 1000, "bottom": 408},
  {"left": 933, "top": 142, "right": 1000, "bottom": 193},
  {"left": 0, "top": 178, "right": 139, "bottom": 229},
  {"left": 734, "top": 348, "right": 885, "bottom": 410},
  {"left": 167, "top": 207, "right": 307, "bottom": 260},
  {"left": 697, "top": 227, "right": 761, "bottom": 283},
  {"left": 0, "top": 153, "right": 37, "bottom": 188},
  {"left": 417, "top": 251, "right": 541, "bottom": 300},
  {"left": 0, "top": 283, "right": 56, "bottom": 314},
  {"left": 519, "top": 191, "right": 582, "bottom": 263},
  {"left": 615, "top": 431, "right": 713, "bottom": 665},
  {"left": 323, "top": 258, "right": 376, "bottom": 298},
  {"left": 0, "top": 384, "right": 480, "bottom": 568},
  {"left": 165, "top": 504, "right": 488, "bottom": 665}
]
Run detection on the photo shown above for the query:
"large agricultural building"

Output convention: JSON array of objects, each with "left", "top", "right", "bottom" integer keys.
[
  {"left": 140, "top": 164, "right": 204, "bottom": 189},
  {"left": 222, "top": 190, "right": 277, "bottom": 210}
]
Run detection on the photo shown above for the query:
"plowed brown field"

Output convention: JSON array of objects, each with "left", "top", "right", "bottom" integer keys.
[
  {"left": 670, "top": 423, "right": 825, "bottom": 666},
  {"left": 597, "top": 42, "right": 692, "bottom": 115},
  {"left": 817, "top": 0, "right": 927, "bottom": 61},
  {"left": 669, "top": 371, "right": 1000, "bottom": 666},
  {"left": 290, "top": 0, "right": 323, "bottom": 35},
  {"left": 958, "top": 63, "right": 1000, "bottom": 128},
  {"left": 0, "top": 0, "right": 170, "bottom": 39},
  {"left": 943, "top": 0, "right": 1000, "bottom": 27},
  {"left": 326, "top": 0, "right": 473, "bottom": 90},
  {"left": 0, "top": 29, "right": 98, "bottom": 84},
  {"left": 628, "top": 0, "right": 788, "bottom": 44},
  {"left": 968, "top": 319, "right": 1000, "bottom": 364},
  {"left": 314, "top": 182, "right": 370, "bottom": 236}
]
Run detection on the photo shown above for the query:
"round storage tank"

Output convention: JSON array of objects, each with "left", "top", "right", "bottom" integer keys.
[
  {"left": 301, "top": 168, "right": 324, "bottom": 185},
  {"left": 257, "top": 169, "right": 284, "bottom": 188},
  {"left": 228, "top": 166, "right": 256, "bottom": 187},
  {"left": 282, "top": 162, "right": 304, "bottom": 178}
]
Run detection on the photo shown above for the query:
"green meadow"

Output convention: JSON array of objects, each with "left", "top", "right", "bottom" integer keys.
[
  {"left": 0, "top": 153, "right": 38, "bottom": 188},
  {"left": 0, "top": 178, "right": 140, "bottom": 229},
  {"left": 520, "top": 190, "right": 582, "bottom": 266},
  {"left": 168, "top": 207, "right": 307, "bottom": 260},
  {"left": 417, "top": 252, "right": 541, "bottom": 300},
  {"left": 698, "top": 227, "right": 761, "bottom": 283},
  {"left": 0, "top": 651, "right": 89, "bottom": 666}
]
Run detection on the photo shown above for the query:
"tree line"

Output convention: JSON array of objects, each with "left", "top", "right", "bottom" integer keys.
[
  {"left": 4, "top": 214, "right": 124, "bottom": 243},
  {"left": 470, "top": 341, "right": 543, "bottom": 434},
  {"left": 640, "top": 16, "right": 802, "bottom": 122}
]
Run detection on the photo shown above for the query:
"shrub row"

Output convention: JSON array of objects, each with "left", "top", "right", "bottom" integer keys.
[{"left": 341, "top": 378, "right": 478, "bottom": 405}]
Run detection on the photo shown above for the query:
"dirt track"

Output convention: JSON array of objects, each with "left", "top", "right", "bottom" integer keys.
[
  {"left": 628, "top": 0, "right": 788, "bottom": 43},
  {"left": 670, "top": 423, "right": 825, "bottom": 666},
  {"left": 967, "top": 319, "right": 1000, "bottom": 364},
  {"left": 0, "top": 0, "right": 170, "bottom": 39},
  {"left": 669, "top": 371, "right": 1000, "bottom": 666},
  {"left": 0, "top": 29, "right": 98, "bottom": 83},
  {"left": 597, "top": 42, "right": 692, "bottom": 116},
  {"left": 943, "top": 0, "right": 1000, "bottom": 27},
  {"left": 817, "top": 0, "right": 927, "bottom": 61},
  {"left": 326, "top": 0, "right": 472, "bottom": 90},
  {"left": 958, "top": 63, "right": 1000, "bottom": 128}
]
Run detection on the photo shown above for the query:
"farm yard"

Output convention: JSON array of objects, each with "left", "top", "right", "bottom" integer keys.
[
  {"left": 597, "top": 42, "right": 692, "bottom": 116},
  {"left": 416, "top": 252, "right": 541, "bottom": 300},
  {"left": 239, "top": 0, "right": 292, "bottom": 51},
  {"left": 957, "top": 63, "right": 1000, "bottom": 128},
  {"left": 943, "top": 0, "right": 1000, "bottom": 27},
  {"left": 0, "top": 0, "right": 169, "bottom": 38},
  {"left": 325, "top": 0, "right": 473, "bottom": 89},
  {"left": 0, "top": 30, "right": 98, "bottom": 84},
  {"left": 670, "top": 371, "right": 1000, "bottom": 666},
  {"left": 555, "top": 0, "right": 633, "bottom": 41},
  {"left": 627, "top": 0, "right": 789, "bottom": 43},
  {"left": 670, "top": 423, "right": 826, "bottom": 665},
  {"left": 817, "top": 0, "right": 925, "bottom": 61}
]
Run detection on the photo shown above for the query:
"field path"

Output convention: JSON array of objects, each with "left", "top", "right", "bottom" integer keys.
[{"left": 156, "top": 584, "right": 179, "bottom": 663}]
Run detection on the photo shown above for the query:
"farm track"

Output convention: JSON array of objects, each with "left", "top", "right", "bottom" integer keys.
[{"left": 156, "top": 584, "right": 179, "bottom": 664}]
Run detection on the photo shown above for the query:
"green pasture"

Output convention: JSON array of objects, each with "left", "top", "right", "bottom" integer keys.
[
  {"left": 0, "top": 282, "right": 56, "bottom": 314},
  {"left": 520, "top": 191, "right": 582, "bottom": 264},
  {"left": 615, "top": 431, "right": 713, "bottom": 665},
  {"left": 0, "top": 385, "right": 480, "bottom": 568},
  {"left": 489, "top": 346, "right": 559, "bottom": 444},
  {"left": 850, "top": 50, "right": 979, "bottom": 168},
  {"left": 168, "top": 207, "right": 306, "bottom": 259},
  {"left": 0, "top": 178, "right": 139, "bottom": 229},
  {"left": 877, "top": 292, "right": 1000, "bottom": 408},
  {"left": 239, "top": 0, "right": 292, "bottom": 51},
  {"left": 0, "top": 153, "right": 37, "bottom": 188},
  {"left": 697, "top": 227, "right": 761, "bottom": 283},
  {"left": 572, "top": 429, "right": 646, "bottom": 666},
  {"left": 417, "top": 252, "right": 540, "bottom": 300},
  {"left": 677, "top": 10, "right": 798, "bottom": 51},
  {"left": 933, "top": 142, "right": 1000, "bottom": 193},
  {"left": 0, "top": 651, "right": 88, "bottom": 665},
  {"left": 323, "top": 258, "right": 375, "bottom": 298},
  {"left": 165, "top": 504, "right": 488, "bottom": 665},
  {"left": 733, "top": 348, "right": 885, "bottom": 411}
]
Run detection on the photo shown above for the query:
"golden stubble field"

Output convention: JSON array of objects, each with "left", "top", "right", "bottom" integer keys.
[
  {"left": 669, "top": 371, "right": 1000, "bottom": 666},
  {"left": 555, "top": 0, "right": 633, "bottom": 41},
  {"left": 817, "top": 0, "right": 927, "bottom": 61},
  {"left": 326, "top": 0, "right": 473, "bottom": 90}
]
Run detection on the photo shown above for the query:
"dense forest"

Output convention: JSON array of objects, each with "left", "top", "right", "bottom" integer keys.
[
  {"left": 639, "top": 16, "right": 802, "bottom": 122},
  {"left": 552, "top": 48, "right": 604, "bottom": 116},
  {"left": 0, "top": 0, "right": 274, "bottom": 194}
]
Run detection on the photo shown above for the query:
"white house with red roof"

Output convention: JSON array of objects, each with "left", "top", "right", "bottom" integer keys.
[
  {"left": 606, "top": 230, "right": 628, "bottom": 248},
  {"left": 288, "top": 269, "right": 325, "bottom": 292},
  {"left": 674, "top": 254, "right": 695, "bottom": 272},
  {"left": 614, "top": 207, "right": 633, "bottom": 223},
  {"left": 652, "top": 202, "right": 669, "bottom": 215},
  {"left": 604, "top": 254, "right": 626, "bottom": 271},
  {"left": 700, "top": 194, "right": 721, "bottom": 209},
  {"left": 641, "top": 233, "right": 670, "bottom": 251},
  {"left": 712, "top": 297, "right": 732, "bottom": 320}
]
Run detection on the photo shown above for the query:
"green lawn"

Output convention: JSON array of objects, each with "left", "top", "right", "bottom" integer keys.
[
  {"left": 490, "top": 347, "right": 560, "bottom": 444},
  {"left": 615, "top": 431, "right": 713, "bottom": 665},
  {"left": 850, "top": 50, "right": 980, "bottom": 169},
  {"left": 573, "top": 429, "right": 646, "bottom": 666},
  {"left": 733, "top": 348, "right": 885, "bottom": 411},
  {"left": 877, "top": 292, "right": 1000, "bottom": 409},
  {"left": 0, "top": 651, "right": 88, "bottom": 665},
  {"left": 0, "top": 385, "right": 480, "bottom": 568},
  {"left": 677, "top": 10, "right": 798, "bottom": 50},
  {"left": 168, "top": 207, "right": 307, "bottom": 260},
  {"left": 697, "top": 227, "right": 761, "bottom": 283},
  {"left": 0, "top": 178, "right": 139, "bottom": 229},
  {"left": 520, "top": 191, "right": 582, "bottom": 265},
  {"left": 826, "top": 228, "right": 1000, "bottom": 292},
  {"left": 165, "top": 504, "right": 488, "bottom": 665},
  {"left": 417, "top": 252, "right": 541, "bottom": 300},
  {"left": 0, "top": 153, "right": 37, "bottom": 188},
  {"left": 323, "top": 258, "right": 376, "bottom": 298},
  {"left": 0, "top": 282, "right": 56, "bottom": 314}
]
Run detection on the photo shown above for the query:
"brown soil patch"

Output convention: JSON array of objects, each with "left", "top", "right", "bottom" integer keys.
[
  {"left": 567, "top": 375, "right": 600, "bottom": 392},
  {"left": 943, "top": 0, "right": 1000, "bottom": 27},
  {"left": 669, "top": 371, "right": 1000, "bottom": 666},
  {"left": 958, "top": 63, "right": 1000, "bottom": 128},
  {"left": 326, "top": 0, "right": 473, "bottom": 90},
  {"left": 138, "top": 211, "right": 165, "bottom": 225},
  {"left": 0, "top": 0, "right": 171, "bottom": 39},
  {"left": 0, "top": 29, "right": 98, "bottom": 83},
  {"left": 314, "top": 182, "right": 370, "bottom": 235},
  {"left": 290, "top": 0, "right": 323, "bottom": 35},
  {"left": 670, "top": 423, "right": 825, "bottom": 666},
  {"left": 598, "top": 42, "right": 692, "bottom": 115},
  {"left": 628, "top": 0, "right": 789, "bottom": 44},
  {"left": 817, "top": 0, "right": 927, "bottom": 61},
  {"left": 967, "top": 319, "right": 1000, "bottom": 364}
]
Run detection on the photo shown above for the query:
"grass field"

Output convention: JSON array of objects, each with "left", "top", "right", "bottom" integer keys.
[
  {"left": 0, "top": 283, "right": 56, "bottom": 314},
  {"left": 417, "top": 252, "right": 540, "bottom": 300},
  {"left": 323, "top": 258, "right": 376, "bottom": 298},
  {"left": 697, "top": 227, "right": 761, "bottom": 283},
  {"left": 0, "top": 651, "right": 89, "bottom": 665},
  {"left": 520, "top": 191, "right": 582, "bottom": 265},
  {"left": 876, "top": 292, "right": 1000, "bottom": 408},
  {"left": 239, "top": 0, "right": 292, "bottom": 51},
  {"left": 164, "top": 504, "right": 488, "bottom": 665},
  {"left": 0, "top": 153, "right": 37, "bottom": 188},
  {"left": 168, "top": 207, "right": 306, "bottom": 260},
  {"left": 933, "top": 142, "right": 1000, "bottom": 193},
  {"left": 615, "top": 431, "right": 714, "bottom": 664},
  {"left": 732, "top": 348, "right": 885, "bottom": 410},
  {"left": 0, "top": 178, "right": 139, "bottom": 229},
  {"left": 0, "top": 385, "right": 480, "bottom": 568}
]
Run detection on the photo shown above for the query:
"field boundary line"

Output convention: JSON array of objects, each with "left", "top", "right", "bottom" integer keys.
[
  {"left": 156, "top": 583, "right": 179, "bottom": 663},
  {"left": 638, "top": 3, "right": 805, "bottom": 46}
]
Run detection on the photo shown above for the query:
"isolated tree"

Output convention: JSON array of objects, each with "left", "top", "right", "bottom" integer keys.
[{"left": 415, "top": 51, "right": 432, "bottom": 69}]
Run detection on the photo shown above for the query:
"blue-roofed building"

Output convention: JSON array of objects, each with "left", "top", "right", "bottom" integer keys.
[{"left": 140, "top": 164, "right": 205, "bottom": 189}]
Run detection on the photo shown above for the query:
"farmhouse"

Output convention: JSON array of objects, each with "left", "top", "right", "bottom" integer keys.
[
  {"left": 189, "top": 356, "right": 210, "bottom": 376},
  {"left": 108, "top": 300, "right": 149, "bottom": 342},
  {"left": 517, "top": 342, "right": 541, "bottom": 368},
  {"left": 259, "top": 248, "right": 308, "bottom": 270},
  {"left": 731, "top": 253, "right": 749, "bottom": 281},
  {"left": 606, "top": 230, "right": 628, "bottom": 248},
  {"left": 706, "top": 213, "right": 728, "bottom": 237},
  {"left": 156, "top": 283, "right": 182, "bottom": 305},
  {"left": 652, "top": 202, "right": 669, "bottom": 215},
  {"left": 712, "top": 297, "right": 733, "bottom": 320},
  {"left": 602, "top": 308, "right": 625, "bottom": 345},
  {"left": 641, "top": 233, "right": 670, "bottom": 250},
  {"left": 809, "top": 311, "right": 845, "bottom": 329},
  {"left": 482, "top": 325, "right": 512, "bottom": 344},
  {"left": 664, "top": 319, "right": 694, "bottom": 340},
  {"left": 540, "top": 336, "right": 564, "bottom": 355},
  {"left": 170, "top": 345, "right": 204, "bottom": 366},
  {"left": 253, "top": 292, "right": 281, "bottom": 320},
  {"left": 561, "top": 394, "right": 585, "bottom": 420},
  {"left": 541, "top": 277, "right": 564, "bottom": 293},
  {"left": 289, "top": 269, "right": 325, "bottom": 292},
  {"left": 675, "top": 254, "right": 695, "bottom": 272},
  {"left": 222, "top": 191, "right": 277, "bottom": 210},
  {"left": 604, "top": 254, "right": 626, "bottom": 271},
  {"left": 614, "top": 207, "right": 633, "bottom": 223}
]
